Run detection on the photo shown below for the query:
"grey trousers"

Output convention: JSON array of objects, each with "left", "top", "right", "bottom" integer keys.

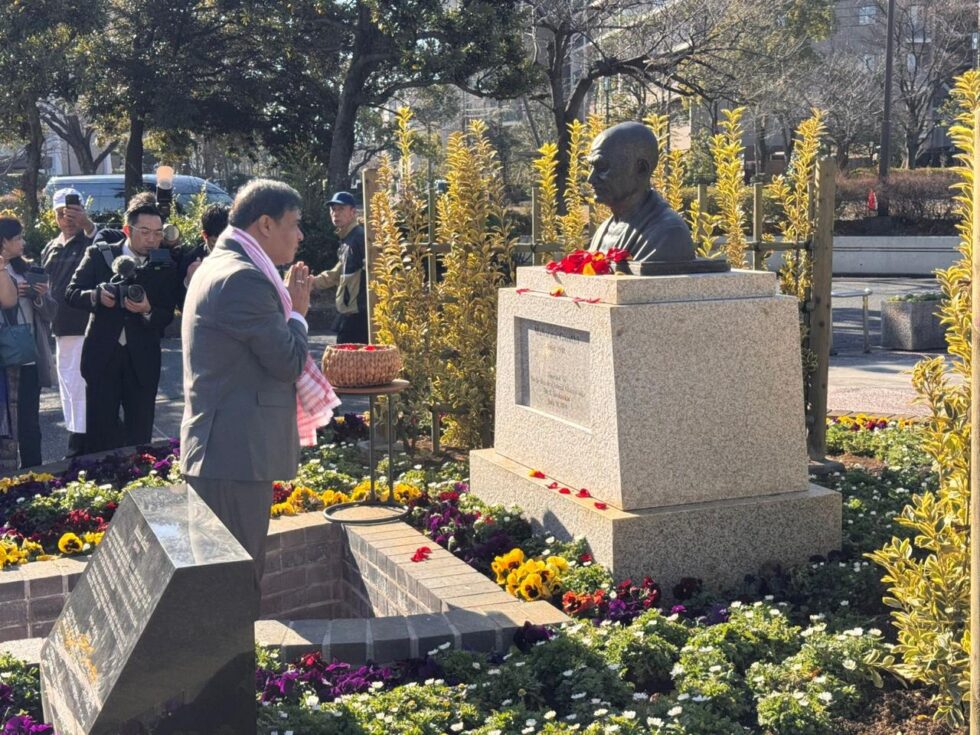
[{"left": 184, "top": 476, "right": 274, "bottom": 592}]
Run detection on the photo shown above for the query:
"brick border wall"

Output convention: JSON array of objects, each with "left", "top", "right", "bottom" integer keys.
[
  {"left": 0, "top": 509, "right": 569, "bottom": 662},
  {"left": 0, "top": 513, "right": 343, "bottom": 641},
  {"left": 259, "top": 513, "right": 347, "bottom": 620}
]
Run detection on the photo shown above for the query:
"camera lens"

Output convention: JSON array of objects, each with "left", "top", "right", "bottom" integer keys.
[{"left": 127, "top": 284, "right": 146, "bottom": 303}]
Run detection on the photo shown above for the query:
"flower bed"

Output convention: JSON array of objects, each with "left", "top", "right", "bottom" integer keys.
[{"left": 0, "top": 419, "right": 958, "bottom": 733}]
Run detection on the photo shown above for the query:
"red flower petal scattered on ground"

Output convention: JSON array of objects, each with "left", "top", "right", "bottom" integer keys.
[
  {"left": 528, "top": 469, "right": 546, "bottom": 479},
  {"left": 572, "top": 296, "right": 601, "bottom": 304},
  {"left": 550, "top": 286, "right": 566, "bottom": 297},
  {"left": 559, "top": 487, "right": 571, "bottom": 495},
  {"left": 547, "top": 481, "right": 559, "bottom": 489},
  {"left": 411, "top": 546, "right": 432, "bottom": 562},
  {"left": 594, "top": 502, "right": 607, "bottom": 510},
  {"left": 516, "top": 288, "right": 530, "bottom": 294},
  {"left": 576, "top": 489, "right": 591, "bottom": 498}
]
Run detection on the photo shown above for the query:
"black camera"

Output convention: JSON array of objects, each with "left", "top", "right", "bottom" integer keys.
[{"left": 100, "top": 256, "right": 145, "bottom": 308}]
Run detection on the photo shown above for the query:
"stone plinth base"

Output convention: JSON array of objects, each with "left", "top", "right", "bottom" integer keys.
[{"left": 470, "top": 449, "right": 841, "bottom": 595}]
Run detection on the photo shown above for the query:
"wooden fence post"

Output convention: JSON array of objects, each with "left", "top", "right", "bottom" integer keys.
[
  {"left": 361, "top": 168, "right": 380, "bottom": 343},
  {"left": 969, "top": 106, "right": 980, "bottom": 735},
  {"left": 806, "top": 157, "right": 836, "bottom": 463}
]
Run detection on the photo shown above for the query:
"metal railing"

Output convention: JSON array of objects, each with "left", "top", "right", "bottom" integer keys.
[{"left": 830, "top": 288, "right": 873, "bottom": 354}]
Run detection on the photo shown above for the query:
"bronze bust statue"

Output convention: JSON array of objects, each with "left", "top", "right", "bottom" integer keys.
[{"left": 587, "top": 121, "right": 728, "bottom": 275}]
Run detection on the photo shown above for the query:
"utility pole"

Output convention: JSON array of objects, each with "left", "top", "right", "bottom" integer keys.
[{"left": 877, "top": 0, "right": 897, "bottom": 216}]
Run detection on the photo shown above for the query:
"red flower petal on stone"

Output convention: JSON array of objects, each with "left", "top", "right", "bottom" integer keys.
[
  {"left": 550, "top": 286, "right": 565, "bottom": 297},
  {"left": 411, "top": 546, "right": 432, "bottom": 562},
  {"left": 576, "top": 489, "right": 591, "bottom": 498},
  {"left": 559, "top": 487, "right": 571, "bottom": 495},
  {"left": 529, "top": 469, "right": 546, "bottom": 479},
  {"left": 594, "top": 502, "right": 608, "bottom": 510},
  {"left": 516, "top": 288, "right": 530, "bottom": 294},
  {"left": 547, "top": 481, "right": 559, "bottom": 489}
]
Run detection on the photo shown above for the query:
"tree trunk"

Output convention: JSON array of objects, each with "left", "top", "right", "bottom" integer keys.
[
  {"left": 327, "top": 85, "right": 360, "bottom": 194},
  {"left": 905, "top": 130, "right": 918, "bottom": 169},
  {"left": 553, "top": 107, "right": 572, "bottom": 213},
  {"left": 326, "top": 6, "right": 382, "bottom": 195},
  {"left": 20, "top": 101, "right": 43, "bottom": 228},
  {"left": 124, "top": 113, "right": 145, "bottom": 199}
]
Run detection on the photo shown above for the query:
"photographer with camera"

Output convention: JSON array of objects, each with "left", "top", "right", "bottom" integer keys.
[
  {"left": 65, "top": 200, "right": 180, "bottom": 453},
  {"left": 0, "top": 217, "right": 55, "bottom": 468},
  {"left": 40, "top": 188, "right": 97, "bottom": 458},
  {"left": 179, "top": 203, "right": 229, "bottom": 297}
]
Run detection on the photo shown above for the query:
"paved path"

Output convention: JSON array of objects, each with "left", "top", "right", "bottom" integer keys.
[
  {"left": 31, "top": 275, "right": 949, "bottom": 464},
  {"left": 828, "top": 276, "right": 949, "bottom": 417}
]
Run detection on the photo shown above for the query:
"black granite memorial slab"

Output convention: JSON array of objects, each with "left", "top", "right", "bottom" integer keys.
[{"left": 40, "top": 485, "right": 256, "bottom": 735}]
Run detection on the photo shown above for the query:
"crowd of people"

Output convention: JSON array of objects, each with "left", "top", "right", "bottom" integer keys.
[{"left": 0, "top": 180, "right": 367, "bottom": 470}]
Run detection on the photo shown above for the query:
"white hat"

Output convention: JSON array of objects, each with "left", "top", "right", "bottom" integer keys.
[{"left": 52, "top": 188, "right": 82, "bottom": 210}]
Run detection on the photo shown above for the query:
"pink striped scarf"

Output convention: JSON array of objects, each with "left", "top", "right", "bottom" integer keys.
[{"left": 229, "top": 226, "right": 341, "bottom": 446}]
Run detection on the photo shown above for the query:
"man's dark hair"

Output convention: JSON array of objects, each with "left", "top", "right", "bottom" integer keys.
[
  {"left": 201, "top": 204, "right": 230, "bottom": 238},
  {"left": 125, "top": 202, "right": 163, "bottom": 227},
  {"left": 127, "top": 192, "right": 158, "bottom": 210},
  {"left": 228, "top": 179, "right": 302, "bottom": 229}
]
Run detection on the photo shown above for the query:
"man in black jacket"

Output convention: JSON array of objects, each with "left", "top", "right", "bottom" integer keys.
[
  {"left": 40, "top": 188, "right": 97, "bottom": 457},
  {"left": 178, "top": 203, "right": 229, "bottom": 297},
  {"left": 65, "top": 201, "right": 180, "bottom": 453}
]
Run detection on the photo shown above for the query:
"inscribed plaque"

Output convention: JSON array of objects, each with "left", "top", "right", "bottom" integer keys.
[{"left": 516, "top": 319, "right": 591, "bottom": 427}]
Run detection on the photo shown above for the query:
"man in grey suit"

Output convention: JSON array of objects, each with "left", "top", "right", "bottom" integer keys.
[{"left": 180, "top": 179, "right": 313, "bottom": 600}]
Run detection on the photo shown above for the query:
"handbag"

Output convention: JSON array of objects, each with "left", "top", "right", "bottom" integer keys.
[{"left": 0, "top": 302, "right": 36, "bottom": 368}]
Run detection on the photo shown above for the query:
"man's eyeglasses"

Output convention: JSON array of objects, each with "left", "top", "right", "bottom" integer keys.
[{"left": 134, "top": 227, "right": 164, "bottom": 238}]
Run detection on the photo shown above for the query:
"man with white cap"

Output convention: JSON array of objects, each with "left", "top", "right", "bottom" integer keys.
[{"left": 40, "top": 188, "right": 96, "bottom": 457}]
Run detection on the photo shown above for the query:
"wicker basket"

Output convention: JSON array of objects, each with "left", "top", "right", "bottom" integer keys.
[{"left": 321, "top": 344, "right": 402, "bottom": 388}]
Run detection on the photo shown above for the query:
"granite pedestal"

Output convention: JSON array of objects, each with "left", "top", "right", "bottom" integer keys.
[{"left": 470, "top": 267, "right": 842, "bottom": 593}]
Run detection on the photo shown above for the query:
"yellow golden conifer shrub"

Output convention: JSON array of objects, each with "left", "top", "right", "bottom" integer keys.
[
  {"left": 767, "top": 109, "right": 826, "bottom": 300},
  {"left": 532, "top": 142, "right": 560, "bottom": 246},
  {"left": 558, "top": 119, "right": 593, "bottom": 251},
  {"left": 866, "top": 70, "right": 980, "bottom": 727},
  {"left": 643, "top": 113, "right": 670, "bottom": 194},
  {"left": 433, "top": 120, "right": 516, "bottom": 448},
  {"left": 586, "top": 114, "right": 611, "bottom": 229},
  {"left": 370, "top": 108, "right": 437, "bottom": 450},
  {"left": 687, "top": 196, "right": 721, "bottom": 258},
  {"left": 662, "top": 148, "right": 686, "bottom": 214},
  {"left": 710, "top": 107, "right": 748, "bottom": 268}
]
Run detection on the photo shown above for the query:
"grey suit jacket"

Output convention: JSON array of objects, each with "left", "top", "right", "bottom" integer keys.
[{"left": 179, "top": 235, "right": 309, "bottom": 481}]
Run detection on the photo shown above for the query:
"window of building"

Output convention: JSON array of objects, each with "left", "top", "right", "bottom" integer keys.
[{"left": 858, "top": 5, "right": 876, "bottom": 25}]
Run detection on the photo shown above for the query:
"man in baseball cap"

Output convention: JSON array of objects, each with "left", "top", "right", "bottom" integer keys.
[
  {"left": 40, "top": 188, "right": 98, "bottom": 457},
  {"left": 311, "top": 191, "right": 368, "bottom": 343}
]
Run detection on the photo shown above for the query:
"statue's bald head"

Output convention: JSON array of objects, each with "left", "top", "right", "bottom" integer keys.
[
  {"left": 592, "top": 122, "right": 659, "bottom": 172},
  {"left": 587, "top": 122, "right": 659, "bottom": 214}
]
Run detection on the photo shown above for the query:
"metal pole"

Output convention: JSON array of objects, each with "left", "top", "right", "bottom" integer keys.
[
  {"left": 367, "top": 394, "right": 376, "bottom": 502},
  {"left": 878, "top": 0, "right": 897, "bottom": 216},
  {"left": 862, "top": 289, "right": 871, "bottom": 354},
  {"left": 386, "top": 395, "right": 395, "bottom": 503},
  {"left": 969, "top": 106, "right": 980, "bottom": 735}
]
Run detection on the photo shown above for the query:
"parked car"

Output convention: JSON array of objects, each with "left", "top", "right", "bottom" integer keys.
[{"left": 43, "top": 174, "right": 232, "bottom": 219}]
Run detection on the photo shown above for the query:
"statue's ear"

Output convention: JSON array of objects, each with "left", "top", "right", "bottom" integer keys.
[{"left": 636, "top": 159, "right": 651, "bottom": 178}]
